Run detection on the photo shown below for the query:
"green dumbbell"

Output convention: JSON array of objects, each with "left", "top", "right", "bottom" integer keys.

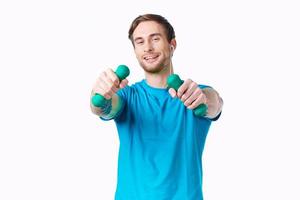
[
  {"left": 92, "top": 65, "right": 130, "bottom": 107},
  {"left": 167, "top": 74, "right": 208, "bottom": 117}
]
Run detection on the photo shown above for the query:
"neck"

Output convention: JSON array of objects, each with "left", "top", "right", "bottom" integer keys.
[{"left": 145, "top": 62, "right": 174, "bottom": 88}]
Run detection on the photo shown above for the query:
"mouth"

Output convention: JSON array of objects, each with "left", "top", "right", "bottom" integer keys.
[{"left": 143, "top": 54, "right": 160, "bottom": 63}]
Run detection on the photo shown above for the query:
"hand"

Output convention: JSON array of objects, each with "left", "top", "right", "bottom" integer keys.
[
  {"left": 168, "top": 79, "right": 207, "bottom": 110},
  {"left": 92, "top": 68, "right": 128, "bottom": 99}
]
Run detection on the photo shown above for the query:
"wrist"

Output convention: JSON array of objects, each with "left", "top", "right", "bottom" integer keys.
[{"left": 202, "top": 88, "right": 223, "bottom": 119}]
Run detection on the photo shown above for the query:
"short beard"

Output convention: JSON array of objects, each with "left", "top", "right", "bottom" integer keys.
[
  {"left": 142, "top": 64, "right": 165, "bottom": 73},
  {"left": 139, "top": 60, "right": 169, "bottom": 74}
]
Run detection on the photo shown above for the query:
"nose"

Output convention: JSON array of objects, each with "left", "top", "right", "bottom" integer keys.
[{"left": 144, "top": 41, "right": 154, "bottom": 52}]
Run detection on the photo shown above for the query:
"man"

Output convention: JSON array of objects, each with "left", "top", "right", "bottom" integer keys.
[{"left": 91, "top": 14, "right": 223, "bottom": 200}]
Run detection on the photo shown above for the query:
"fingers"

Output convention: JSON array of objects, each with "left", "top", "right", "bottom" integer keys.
[
  {"left": 119, "top": 79, "right": 129, "bottom": 89},
  {"left": 106, "top": 69, "right": 120, "bottom": 87},
  {"left": 93, "top": 68, "right": 126, "bottom": 99},
  {"left": 93, "top": 82, "right": 111, "bottom": 100},
  {"left": 101, "top": 70, "right": 118, "bottom": 94},
  {"left": 172, "top": 79, "right": 207, "bottom": 109},
  {"left": 177, "top": 79, "right": 192, "bottom": 98},
  {"left": 168, "top": 88, "right": 176, "bottom": 98},
  {"left": 181, "top": 81, "right": 198, "bottom": 102},
  {"left": 187, "top": 92, "right": 207, "bottom": 110}
]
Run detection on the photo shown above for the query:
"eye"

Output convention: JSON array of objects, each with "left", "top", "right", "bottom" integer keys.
[
  {"left": 136, "top": 40, "right": 144, "bottom": 45},
  {"left": 153, "top": 37, "right": 160, "bottom": 41}
]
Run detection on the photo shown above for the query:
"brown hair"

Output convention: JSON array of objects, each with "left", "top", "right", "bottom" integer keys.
[{"left": 128, "top": 14, "right": 175, "bottom": 44}]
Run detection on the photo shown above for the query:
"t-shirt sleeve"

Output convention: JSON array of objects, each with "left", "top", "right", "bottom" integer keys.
[{"left": 199, "top": 84, "right": 212, "bottom": 90}]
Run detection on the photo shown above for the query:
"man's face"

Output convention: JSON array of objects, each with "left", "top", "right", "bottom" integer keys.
[{"left": 132, "top": 21, "right": 175, "bottom": 73}]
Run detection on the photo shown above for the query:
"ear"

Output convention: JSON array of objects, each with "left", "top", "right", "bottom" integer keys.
[
  {"left": 170, "top": 39, "right": 177, "bottom": 51},
  {"left": 170, "top": 45, "right": 174, "bottom": 51}
]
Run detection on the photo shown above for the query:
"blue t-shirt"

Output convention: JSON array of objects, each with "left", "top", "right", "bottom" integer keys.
[{"left": 102, "top": 79, "right": 218, "bottom": 200}]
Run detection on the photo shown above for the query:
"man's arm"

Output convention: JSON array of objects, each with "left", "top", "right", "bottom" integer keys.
[
  {"left": 169, "top": 79, "right": 223, "bottom": 119},
  {"left": 90, "top": 68, "right": 128, "bottom": 120},
  {"left": 202, "top": 87, "right": 223, "bottom": 119},
  {"left": 90, "top": 92, "right": 124, "bottom": 120}
]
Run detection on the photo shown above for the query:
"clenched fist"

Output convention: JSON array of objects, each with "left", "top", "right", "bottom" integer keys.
[
  {"left": 92, "top": 68, "right": 129, "bottom": 100},
  {"left": 168, "top": 79, "right": 207, "bottom": 110}
]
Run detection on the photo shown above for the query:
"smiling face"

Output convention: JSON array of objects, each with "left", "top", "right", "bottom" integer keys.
[{"left": 132, "top": 21, "right": 176, "bottom": 74}]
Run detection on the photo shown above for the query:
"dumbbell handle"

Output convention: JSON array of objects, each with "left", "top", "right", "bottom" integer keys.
[
  {"left": 167, "top": 74, "right": 208, "bottom": 117},
  {"left": 92, "top": 65, "right": 130, "bottom": 107}
]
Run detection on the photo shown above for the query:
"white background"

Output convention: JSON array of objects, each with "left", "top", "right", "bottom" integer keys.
[{"left": 0, "top": 0, "right": 299, "bottom": 199}]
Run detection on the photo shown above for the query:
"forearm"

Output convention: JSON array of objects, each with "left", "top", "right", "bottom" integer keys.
[
  {"left": 90, "top": 92, "right": 123, "bottom": 119},
  {"left": 202, "top": 88, "right": 223, "bottom": 119}
]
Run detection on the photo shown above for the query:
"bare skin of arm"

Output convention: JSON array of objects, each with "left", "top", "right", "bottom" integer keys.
[
  {"left": 90, "top": 93, "right": 124, "bottom": 119},
  {"left": 169, "top": 79, "right": 223, "bottom": 119},
  {"left": 202, "top": 87, "right": 223, "bottom": 119},
  {"left": 90, "top": 68, "right": 128, "bottom": 119}
]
